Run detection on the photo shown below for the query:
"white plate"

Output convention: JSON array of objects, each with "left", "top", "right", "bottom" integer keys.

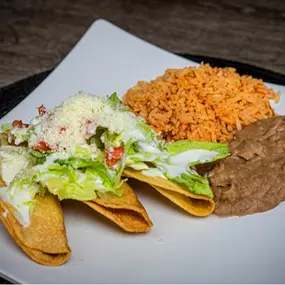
[{"left": 1, "top": 19, "right": 285, "bottom": 284}]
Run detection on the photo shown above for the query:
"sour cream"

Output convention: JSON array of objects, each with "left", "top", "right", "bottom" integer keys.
[
  {"left": 0, "top": 149, "right": 29, "bottom": 184},
  {"left": 0, "top": 148, "right": 33, "bottom": 226},
  {"left": 0, "top": 185, "right": 33, "bottom": 226},
  {"left": 139, "top": 142, "right": 161, "bottom": 154},
  {"left": 142, "top": 168, "right": 166, "bottom": 178},
  {"left": 169, "top": 149, "right": 219, "bottom": 165},
  {"left": 144, "top": 149, "right": 219, "bottom": 179}
]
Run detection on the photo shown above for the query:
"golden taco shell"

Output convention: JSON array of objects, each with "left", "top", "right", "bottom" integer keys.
[
  {"left": 0, "top": 174, "right": 5, "bottom": 187},
  {"left": 0, "top": 193, "right": 71, "bottom": 266},
  {"left": 123, "top": 168, "right": 215, "bottom": 217},
  {"left": 84, "top": 182, "right": 153, "bottom": 233}
]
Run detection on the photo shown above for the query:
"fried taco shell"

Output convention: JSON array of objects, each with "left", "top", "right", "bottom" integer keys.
[
  {"left": 123, "top": 168, "right": 215, "bottom": 217},
  {"left": 0, "top": 173, "right": 5, "bottom": 187},
  {"left": 84, "top": 182, "right": 153, "bottom": 233},
  {"left": 0, "top": 193, "right": 71, "bottom": 266}
]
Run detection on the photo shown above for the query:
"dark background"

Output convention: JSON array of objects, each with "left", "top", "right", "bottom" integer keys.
[
  {"left": 0, "top": 0, "right": 285, "bottom": 283},
  {"left": 0, "top": 0, "right": 285, "bottom": 88}
]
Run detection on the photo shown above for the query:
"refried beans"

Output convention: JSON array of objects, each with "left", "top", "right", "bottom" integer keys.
[{"left": 210, "top": 116, "right": 285, "bottom": 216}]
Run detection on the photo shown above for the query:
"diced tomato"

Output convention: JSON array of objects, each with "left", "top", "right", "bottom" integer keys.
[
  {"left": 32, "top": 141, "right": 51, "bottom": 152},
  {"left": 12, "top": 120, "right": 23, "bottom": 128},
  {"left": 59, "top": 127, "right": 67, "bottom": 134},
  {"left": 12, "top": 120, "right": 29, "bottom": 128},
  {"left": 111, "top": 146, "right": 125, "bottom": 160},
  {"left": 86, "top": 120, "right": 97, "bottom": 137},
  {"left": 105, "top": 146, "right": 124, "bottom": 168},
  {"left": 37, "top": 104, "right": 47, "bottom": 116}
]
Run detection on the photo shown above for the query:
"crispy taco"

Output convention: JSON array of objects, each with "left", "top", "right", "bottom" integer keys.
[
  {"left": 84, "top": 182, "right": 152, "bottom": 232},
  {"left": 123, "top": 137, "right": 229, "bottom": 217},
  {"left": 0, "top": 145, "right": 70, "bottom": 266},
  {"left": 0, "top": 93, "right": 153, "bottom": 235},
  {"left": 0, "top": 193, "right": 71, "bottom": 266},
  {"left": 123, "top": 169, "right": 215, "bottom": 217}
]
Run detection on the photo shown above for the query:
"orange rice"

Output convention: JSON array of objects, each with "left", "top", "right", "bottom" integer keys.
[{"left": 123, "top": 63, "right": 279, "bottom": 143}]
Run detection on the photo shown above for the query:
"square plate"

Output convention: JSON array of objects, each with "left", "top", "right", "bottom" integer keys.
[{"left": 1, "top": 19, "right": 285, "bottom": 284}]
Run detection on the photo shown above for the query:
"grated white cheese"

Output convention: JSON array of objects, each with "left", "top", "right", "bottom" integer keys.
[{"left": 28, "top": 92, "right": 146, "bottom": 153}]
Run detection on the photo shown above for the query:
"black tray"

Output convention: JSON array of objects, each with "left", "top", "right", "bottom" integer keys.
[{"left": 0, "top": 54, "right": 284, "bottom": 284}]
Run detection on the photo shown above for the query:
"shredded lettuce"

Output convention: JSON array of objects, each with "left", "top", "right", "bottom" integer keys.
[
  {"left": 30, "top": 149, "right": 45, "bottom": 158},
  {"left": 128, "top": 142, "right": 140, "bottom": 156},
  {"left": 8, "top": 168, "right": 43, "bottom": 205},
  {"left": 34, "top": 157, "right": 123, "bottom": 201},
  {"left": 166, "top": 140, "right": 229, "bottom": 156},
  {"left": 126, "top": 140, "right": 167, "bottom": 171},
  {"left": 44, "top": 164, "right": 123, "bottom": 201},
  {"left": 45, "top": 177, "right": 98, "bottom": 201},
  {"left": 87, "top": 126, "right": 107, "bottom": 149},
  {"left": 1, "top": 124, "right": 12, "bottom": 132},
  {"left": 74, "top": 146, "right": 91, "bottom": 158},
  {"left": 135, "top": 121, "right": 161, "bottom": 146},
  {"left": 128, "top": 152, "right": 166, "bottom": 163},
  {"left": 165, "top": 140, "right": 229, "bottom": 166},
  {"left": 108, "top": 93, "right": 122, "bottom": 107},
  {"left": 73, "top": 146, "right": 103, "bottom": 162},
  {"left": 10, "top": 176, "right": 35, "bottom": 190},
  {"left": 126, "top": 162, "right": 149, "bottom": 170},
  {"left": 101, "top": 131, "right": 123, "bottom": 148},
  {"left": 23, "top": 200, "right": 37, "bottom": 207},
  {"left": 166, "top": 171, "right": 214, "bottom": 198},
  {"left": 107, "top": 93, "right": 128, "bottom": 112},
  {"left": 29, "top": 149, "right": 47, "bottom": 165}
]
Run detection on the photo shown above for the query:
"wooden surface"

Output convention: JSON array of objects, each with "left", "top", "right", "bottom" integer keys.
[{"left": 0, "top": 0, "right": 285, "bottom": 87}]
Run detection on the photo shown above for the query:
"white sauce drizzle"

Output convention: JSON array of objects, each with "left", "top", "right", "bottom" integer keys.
[
  {"left": 0, "top": 148, "right": 33, "bottom": 226},
  {"left": 142, "top": 168, "right": 166, "bottom": 178}
]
